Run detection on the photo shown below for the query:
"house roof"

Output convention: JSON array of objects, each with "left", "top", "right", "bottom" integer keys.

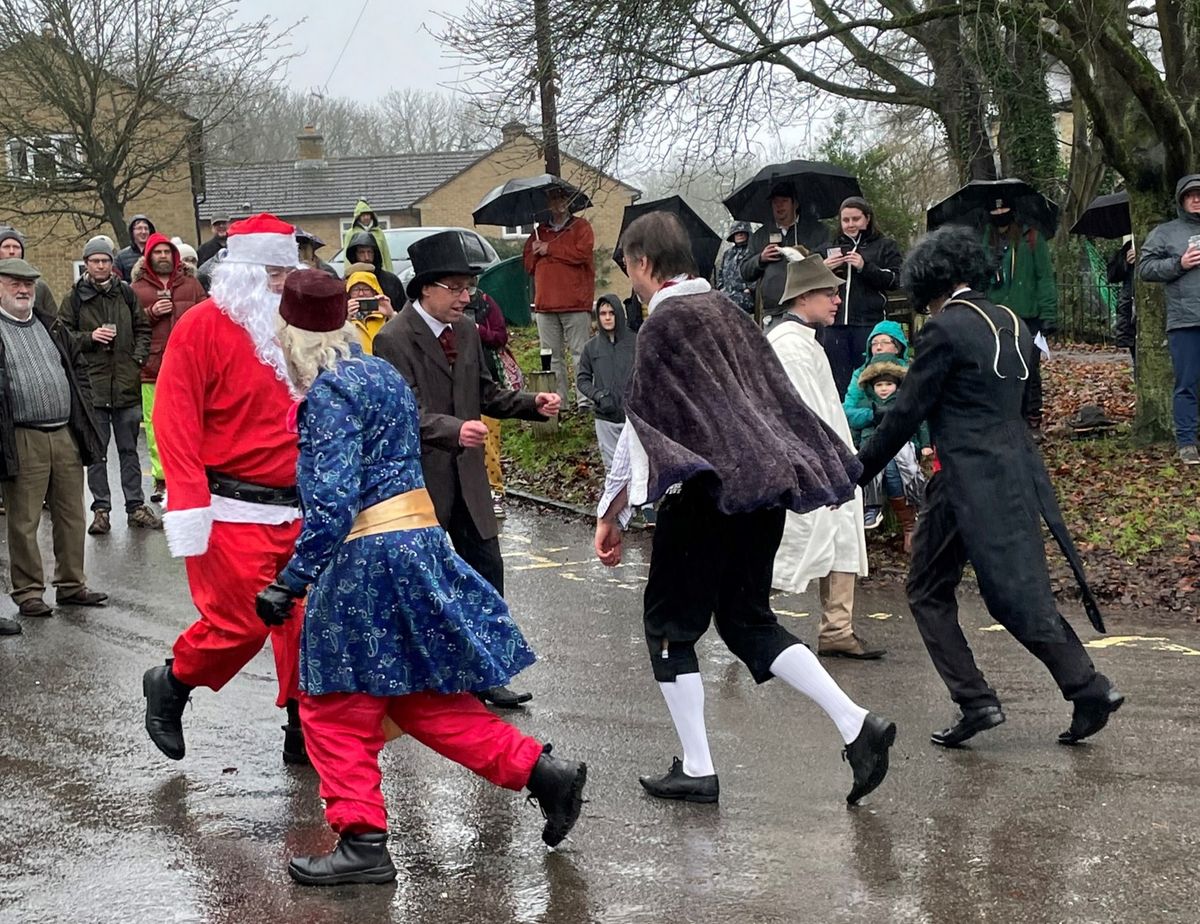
[{"left": 197, "top": 150, "right": 487, "bottom": 219}]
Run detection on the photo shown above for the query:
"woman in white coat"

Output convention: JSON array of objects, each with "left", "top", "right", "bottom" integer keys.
[{"left": 767, "top": 255, "right": 883, "bottom": 659}]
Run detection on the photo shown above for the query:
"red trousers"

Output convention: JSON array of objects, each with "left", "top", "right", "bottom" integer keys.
[
  {"left": 300, "top": 691, "right": 545, "bottom": 834},
  {"left": 172, "top": 520, "right": 302, "bottom": 707}
]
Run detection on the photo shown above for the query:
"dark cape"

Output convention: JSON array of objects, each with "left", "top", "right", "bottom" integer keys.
[
  {"left": 624, "top": 288, "right": 861, "bottom": 515},
  {"left": 857, "top": 290, "right": 1105, "bottom": 637}
]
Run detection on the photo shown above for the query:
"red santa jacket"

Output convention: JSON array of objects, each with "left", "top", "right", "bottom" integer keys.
[
  {"left": 152, "top": 300, "right": 299, "bottom": 557},
  {"left": 522, "top": 216, "right": 595, "bottom": 313}
]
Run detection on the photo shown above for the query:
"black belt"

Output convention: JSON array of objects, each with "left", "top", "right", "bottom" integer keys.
[{"left": 206, "top": 469, "right": 298, "bottom": 506}]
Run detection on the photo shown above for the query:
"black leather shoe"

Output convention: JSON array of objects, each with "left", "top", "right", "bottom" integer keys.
[
  {"left": 476, "top": 685, "right": 533, "bottom": 709},
  {"left": 0, "top": 616, "right": 21, "bottom": 635},
  {"left": 288, "top": 832, "right": 397, "bottom": 886},
  {"left": 56, "top": 588, "right": 107, "bottom": 607},
  {"left": 143, "top": 660, "right": 190, "bottom": 760},
  {"left": 930, "top": 705, "right": 1005, "bottom": 748},
  {"left": 526, "top": 745, "right": 587, "bottom": 846},
  {"left": 282, "top": 723, "right": 310, "bottom": 765},
  {"left": 844, "top": 713, "right": 897, "bottom": 805},
  {"left": 1059, "top": 689, "right": 1125, "bottom": 745},
  {"left": 638, "top": 757, "right": 719, "bottom": 804}
]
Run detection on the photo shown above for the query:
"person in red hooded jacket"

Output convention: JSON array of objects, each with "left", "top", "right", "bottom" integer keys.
[{"left": 130, "top": 233, "right": 206, "bottom": 501}]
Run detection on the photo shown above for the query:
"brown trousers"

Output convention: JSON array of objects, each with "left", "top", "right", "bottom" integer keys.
[
  {"left": 1, "top": 427, "right": 87, "bottom": 604},
  {"left": 818, "top": 571, "right": 857, "bottom": 645}
]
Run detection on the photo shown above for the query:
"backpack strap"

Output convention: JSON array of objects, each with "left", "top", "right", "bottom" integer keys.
[{"left": 942, "top": 298, "right": 1030, "bottom": 381}]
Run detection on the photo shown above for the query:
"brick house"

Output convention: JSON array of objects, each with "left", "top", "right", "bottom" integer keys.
[{"left": 199, "top": 122, "right": 640, "bottom": 294}]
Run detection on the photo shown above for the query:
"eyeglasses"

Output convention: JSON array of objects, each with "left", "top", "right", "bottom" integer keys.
[{"left": 433, "top": 282, "right": 478, "bottom": 297}]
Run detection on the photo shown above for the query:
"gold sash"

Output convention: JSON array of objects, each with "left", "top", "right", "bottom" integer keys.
[{"left": 345, "top": 488, "right": 438, "bottom": 542}]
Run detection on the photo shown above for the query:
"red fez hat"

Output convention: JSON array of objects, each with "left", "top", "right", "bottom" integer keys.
[{"left": 279, "top": 268, "right": 348, "bottom": 333}]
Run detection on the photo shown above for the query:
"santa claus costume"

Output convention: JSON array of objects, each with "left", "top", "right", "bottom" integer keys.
[{"left": 142, "top": 214, "right": 308, "bottom": 764}]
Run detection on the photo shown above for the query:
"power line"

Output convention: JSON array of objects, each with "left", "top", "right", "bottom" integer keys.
[{"left": 321, "top": 0, "right": 371, "bottom": 95}]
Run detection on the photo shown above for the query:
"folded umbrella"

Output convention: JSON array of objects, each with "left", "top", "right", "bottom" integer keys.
[
  {"left": 927, "top": 178, "right": 1060, "bottom": 238},
  {"left": 612, "top": 195, "right": 722, "bottom": 280},
  {"left": 472, "top": 174, "right": 593, "bottom": 228},
  {"left": 1070, "top": 191, "right": 1131, "bottom": 240},
  {"left": 723, "top": 160, "right": 861, "bottom": 224}
]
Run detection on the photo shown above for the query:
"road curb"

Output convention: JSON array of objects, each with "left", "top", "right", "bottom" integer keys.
[{"left": 504, "top": 488, "right": 655, "bottom": 531}]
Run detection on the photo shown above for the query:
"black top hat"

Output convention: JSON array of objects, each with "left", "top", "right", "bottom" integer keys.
[{"left": 407, "top": 231, "right": 481, "bottom": 301}]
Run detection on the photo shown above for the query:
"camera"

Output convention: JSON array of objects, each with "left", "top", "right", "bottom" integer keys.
[{"left": 356, "top": 297, "right": 379, "bottom": 315}]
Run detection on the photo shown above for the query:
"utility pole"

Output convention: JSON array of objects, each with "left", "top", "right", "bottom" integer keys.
[{"left": 532, "top": 0, "right": 561, "bottom": 177}]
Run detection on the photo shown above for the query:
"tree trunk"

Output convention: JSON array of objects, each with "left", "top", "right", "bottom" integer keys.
[
  {"left": 1129, "top": 184, "right": 1175, "bottom": 443},
  {"left": 98, "top": 184, "right": 130, "bottom": 248}
]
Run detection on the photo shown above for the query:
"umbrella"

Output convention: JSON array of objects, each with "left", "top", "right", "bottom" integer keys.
[
  {"left": 611, "top": 196, "right": 722, "bottom": 280},
  {"left": 1070, "top": 191, "right": 1130, "bottom": 239},
  {"left": 722, "top": 160, "right": 862, "bottom": 224},
  {"left": 926, "top": 178, "right": 1061, "bottom": 238},
  {"left": 472, "top": 174, "right": 593, "bottom": 228}
]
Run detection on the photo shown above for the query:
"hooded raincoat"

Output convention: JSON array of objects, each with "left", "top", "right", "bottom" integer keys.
[
  {"left": 1138, "top": 174, "right": 1200, "bottom": 331},
  {"left": 577, "top": 294, "right": 636, "bottom": 424},
  {"left": 341, "top": 200, "right": 392, "bottom": 269},
  {"left": 344, "top": 231, "right": 405, "bottom": 307},
  {"left": 842, "top": 319, "right": 909, "bottom": 432},
  {"left": 115, "top": 214, "right": 157, "bottom": 281}
]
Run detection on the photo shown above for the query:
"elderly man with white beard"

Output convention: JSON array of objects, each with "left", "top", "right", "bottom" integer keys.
[{"left": 141, "top": 214, "right": 309, "bottom": 766}]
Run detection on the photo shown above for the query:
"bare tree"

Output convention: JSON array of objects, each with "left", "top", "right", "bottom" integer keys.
[{"left": 0, "top": 0, "right": 293, "bottom": 245}]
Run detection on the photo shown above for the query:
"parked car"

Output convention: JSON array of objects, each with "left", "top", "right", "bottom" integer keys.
[{"left": 328, "top": 226, "right": 502, "bottom": 281}]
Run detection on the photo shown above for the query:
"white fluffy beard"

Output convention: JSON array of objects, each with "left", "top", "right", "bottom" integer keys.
[{"left": 210, "top": 262, "right": 296, "bottom": 394}]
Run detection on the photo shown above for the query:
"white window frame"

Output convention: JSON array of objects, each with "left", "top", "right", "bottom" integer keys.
[
  {"left": 6, "top": 134, "right": 84, "bottom": 181},
  {"left": 502, "top": 223, "right": 534, "bottom": 239},
  {"left": 339, "top": 214, "right": 390, "bottom": 235},
  {"left": 72, "top": 260, "right": 86, "bottom": 280}
]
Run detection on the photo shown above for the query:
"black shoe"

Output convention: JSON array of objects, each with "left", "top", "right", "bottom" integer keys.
[
  {"left": 288, "top": 832, "right": 397, "bottom": 886},
  {"left": 930, "top": 705, "right": 1005, "bottom": 748},
  {"left": 1058, "top": 689, "right": 1125, "bottom": 745},
  {"left": 0, "top": 616, "right": 21, "bottom": 635},
  {"left": 638, "top": 756, "right": 719, "bottom": 804},
  {"left": 844, "top": 713, "right": 897, "bottom": 805},
  {"left": 56, "top": 588, "right": 108, "bottom": 607},
  {"left": 143, "top": 660, "right": 190, "bottom": 760},
  {"left": 282, "top": 723, "right": 310, "bottom": 766},
  {"left": 17, "top": 598, "right": 52, "bottom": 618},
  {"left": 526, "top": 745, "right": 588, "bottom": 846},
  {"left": 476, "top": 685, "right": 533, "bottom": 709}
]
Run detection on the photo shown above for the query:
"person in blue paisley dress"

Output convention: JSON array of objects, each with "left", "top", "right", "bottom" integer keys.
[{"left": 255, "top": 270, "right": 588, "bottom": 887}]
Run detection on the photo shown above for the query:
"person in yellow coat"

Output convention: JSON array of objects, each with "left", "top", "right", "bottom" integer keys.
[{"left": 345, "top": 269, "right": 394, "bottom": 354}]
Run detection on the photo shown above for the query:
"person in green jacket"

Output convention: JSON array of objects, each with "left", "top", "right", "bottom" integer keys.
[
  {"left": 341, "top": 200, "right": 392, "bottom": 270},
  {"left": 59, "top": 237, "right": 158, "bottom": 534},
  {"left": 843, "top": 319, "right": 909, "bottom": 433},
  {"left": 982, "top": 199, "right": 1057, "bottom": 437}
]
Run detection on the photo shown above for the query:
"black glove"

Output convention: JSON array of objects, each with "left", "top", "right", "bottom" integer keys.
[
  {"left": 872, "top": 406, "right": 888, "bottom": 425},
  {"left": 256, "top": 580, "right": 302, "bottom": 627},
  {"left": 1040, "top": 322, "right": 1057, "bottom": 336}
]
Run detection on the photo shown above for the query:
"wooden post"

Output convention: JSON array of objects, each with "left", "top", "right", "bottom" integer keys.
[{"left": 525, "top": 370, "right": 559, "bottom": 436}]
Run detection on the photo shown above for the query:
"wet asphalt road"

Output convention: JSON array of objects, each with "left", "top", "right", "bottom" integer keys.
[{"left": 1, "top": 495, "right": 1199, "bottom": 923}]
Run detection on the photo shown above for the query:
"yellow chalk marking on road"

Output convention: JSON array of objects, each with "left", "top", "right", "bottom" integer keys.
[
  {"left": 560, "top": 572, "right": 586, "bottom": 582},
  {"left": 1084, "top": 635, "right": 1164, "bottom": 650},
  {"left": 864, "top": 612, "right": 893, "bottom": 620},
  {"left": 1151, "top": 641, "right": 1200, "bottom": 656},
  {"left": 776, "top": 609, "right": 810, "bottom": 619},
  {"left": 542, "top": 546, "right": 570, "bottom": 553},
  {"left": 979, "top": 624, "right": 1006, "bottom": 632}
]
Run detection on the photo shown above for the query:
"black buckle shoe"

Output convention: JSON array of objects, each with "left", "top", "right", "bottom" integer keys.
[
  {"left": 143, "top": 660, "right": 190, "bottom": 760},
  {"left": 1059, "top": 689, "right": 1125, "bottom": 745},
  {"left": 930, "top": 705, "right": 1005, "bottom": 748},
  {"left": 476, "top": 685, "right": 533, "bottom": 709},
  {"left": 526, "top": 745, "right": 587, "bottom": 846},
  {"left": 288, "top": 832, "right": 397, "bottom": 886},
  {"left": 843, "top": 713, "right": 897, "bottom": 805},
  {"left": 638, "top": 756, "right": 719, "bottom": 804},
  {"left": 282, "top": 723, "right": 310, "bottom": 766}
]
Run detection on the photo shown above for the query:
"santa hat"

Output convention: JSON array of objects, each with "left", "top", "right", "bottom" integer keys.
[{"left": 222, "top": 213, "right": 298, "bottom": 267}]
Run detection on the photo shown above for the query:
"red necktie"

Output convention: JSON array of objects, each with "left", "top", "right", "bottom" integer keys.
[{"left": 438, "top": 327, "right": 457, "bottom": 365}]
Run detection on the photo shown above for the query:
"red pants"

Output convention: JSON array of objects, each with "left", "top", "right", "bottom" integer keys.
[
  {"left": 173, "top": 520, "right": 302, "bottom": 707},
  {"left": 300, "top": 691, "right": 545, "bottom": 834}
]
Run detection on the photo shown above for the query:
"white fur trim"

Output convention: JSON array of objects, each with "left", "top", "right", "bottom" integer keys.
[
  {"left": 648, "top": 276, "right": 712, "bottom": 313},
  {"left": 163, "top": 506, "right": 214, "bottom": 558},
  {"left": 223, "top": 232, "right": 298, "bottom": 267},
  {"left": 210, "top": 495, "right": 301, "bottom": 525}
]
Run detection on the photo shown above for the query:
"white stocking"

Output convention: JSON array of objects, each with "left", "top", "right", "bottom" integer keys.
[
  {"left": 770, "top": 644, "right": 868, "bottom": 744},
  {"left": 658, "top": 673, "right": 715, "bottom": 777}
]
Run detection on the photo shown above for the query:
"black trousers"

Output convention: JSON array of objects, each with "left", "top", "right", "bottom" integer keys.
[
  {"left": 906, "top": 475, "right": 1107, "bottom": 710},
  {"left": 643, "top": 483, "right": 800, "bottom": 683},
  {"left": 819, "top": 323, "right": 874, "bottom": 400},
  {"left": 446, "top": 490, "right": 505, "bottom": 595},
  {"left": 1021, "top": 318, "right": 1045, "bottom": 421}
]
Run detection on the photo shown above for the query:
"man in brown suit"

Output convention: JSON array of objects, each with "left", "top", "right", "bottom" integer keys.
[{"left": 374, "top": 231, "right": 561, "bottom": 707}]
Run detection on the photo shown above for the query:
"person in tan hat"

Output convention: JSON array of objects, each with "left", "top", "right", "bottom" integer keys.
[
  {"left": 767, "top": 255, "right": 883, "bottom": 659},
  {"left": 257, "top": 269, "right": 587, "bottom": 886},
  {"left": 0, "top": 257, "right": 106, "bottom": 625}
]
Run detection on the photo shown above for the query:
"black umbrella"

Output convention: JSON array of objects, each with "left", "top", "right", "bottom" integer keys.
[
  {"left": 927, "top": 178, "right": 1061, "bottom": 238},
  {"left": 722, "top": 160, "right": 862, "bottom": 224},
  {"left": 472, "top": 174, "right": 593, "bottom": 228},
  {"left": 1070, "top": 191, "right": 1131, "bottom": 239},
  {"left": 612, "top": 196, "right": 722, "bottom": 280}
]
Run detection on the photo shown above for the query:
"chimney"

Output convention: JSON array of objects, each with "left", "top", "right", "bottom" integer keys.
[
  {"left": 296, "top": 124, "right": 325, "bottom": 163},
  {"left": 500, "top": 120, "right": 527, "bottom": 143}
]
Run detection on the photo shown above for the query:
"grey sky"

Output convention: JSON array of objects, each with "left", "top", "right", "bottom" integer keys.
[{"left": 244, "top": 0, "right": 473, "bottom": 101}]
